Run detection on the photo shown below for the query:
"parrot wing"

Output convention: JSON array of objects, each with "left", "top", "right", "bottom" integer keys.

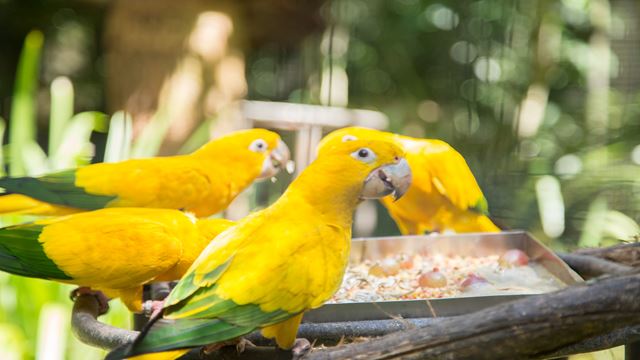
[
  {"left": 73, "top": 158, "right": 222, "bottom": 215},
  {"left": 0, "top": 223, "right": 72, "bottom": 280},
  {"left": 0, "top": 208, "right": 189, "bottom": 291},
  {"left": 409, "top": 139, "right": 489, "bottom": 214},
  {"left": 110, "top": 210, "right": 346, "bottom": 359},
  {"left": 0, "top": 169, "right": 116, "bottom": 210}
]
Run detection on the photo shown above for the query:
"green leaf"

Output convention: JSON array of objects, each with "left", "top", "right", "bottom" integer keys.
[
  {"left": 104, "top": 111, "right": 132, "bottom": 163},
  {"left": 20, "top": 141, "right": 49, "bottom": 176},
  {"left": 0, "top": 117, "right": 6, "bottom": 177},
  {"left": 53, "top": 112, "right": 105, "bottom": 169},
  {"left": 178, "top": 117, "right": 214, "bottom": 155},
  {"left": 9, "top": 30, "right": 44, "bottom": 176},
  {"left": 579, "top": 196, "right": 608, "bottom": 248},
  {"left": 48, "top": 76, "right": 74, "bottom": 164},
  {"left": 131, "top": 107, "right": 170, "bottom": 159}
]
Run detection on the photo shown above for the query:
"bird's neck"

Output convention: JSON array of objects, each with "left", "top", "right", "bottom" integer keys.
[
  {"left": 191, "top": 145, "right": 263, "bottom": 195},
  {"left": 279, "top": 160, "right": 363, "bottom": 230}
]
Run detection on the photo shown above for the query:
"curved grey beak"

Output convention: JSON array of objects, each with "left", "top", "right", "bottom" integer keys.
[
  {"left": 361, "top": 158, "right": 412, "bottom": 201},
  {"left": 259, "top": 140, "right": 291, "bottom": 179}
]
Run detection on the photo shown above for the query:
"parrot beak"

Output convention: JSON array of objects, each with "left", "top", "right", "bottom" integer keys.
[
  {"left": 259, "top": 140, "right": 291, "bottom": 179},
  {"left": 361, "top": 158, "right": 412, "bottom": 201}
]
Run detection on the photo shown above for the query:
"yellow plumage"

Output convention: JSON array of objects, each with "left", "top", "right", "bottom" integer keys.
[
  {"left": 318, "top": 127, "right": 500, "bottom": 234},
  {"left": 111, "top": 138, "right": 410, "bottom": 359},
  {"left": 0, "top": 129, "right": 288, "bottom": 217},
  {"left": 0, "top": 208, "right": 234, "bottom": 312}
]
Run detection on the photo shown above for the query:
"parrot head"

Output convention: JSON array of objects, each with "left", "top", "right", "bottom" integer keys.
[
  {"left": 194, "top": 128, "right": 291, "bottom": 179},
  {"left": 317, "top": 126, "right": 397, "bottom": 155},
  {"left": 316, "top": 138, "right": 412, "bottom": 201}
]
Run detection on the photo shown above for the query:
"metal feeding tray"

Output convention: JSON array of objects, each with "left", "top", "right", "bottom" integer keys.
[{"left": 303, "top": 230, "right": 582, "bottom": 323}]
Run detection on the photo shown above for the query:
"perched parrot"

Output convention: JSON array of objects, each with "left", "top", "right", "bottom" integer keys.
[
  {"left": 106, "top": 138, "right": 412, "bottom": 360},
  {"left": 0, "top": 128, "right": 289, "bottom": 217},
  {"left": 0, "top": 207, "right": 235, "bottom": 313},
  {"left": 317, "top": 127, "right": 499, "bottom": 234}
]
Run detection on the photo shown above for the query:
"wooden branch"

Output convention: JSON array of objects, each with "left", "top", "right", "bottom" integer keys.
[
  {"left": 71, "top": 294, "right": 137, "bottom": 350},
  {"left": 575, "top": 242, "right": 640, "bottom": 267},
  {"left": 558, "top": 253, "right": 634, "bottom": 278},
  {"left": 306, "top": 273, "right": 640, "bottom": 360},
  {"left": 70, "top": 244, "right": 640, "bottom": 359}
]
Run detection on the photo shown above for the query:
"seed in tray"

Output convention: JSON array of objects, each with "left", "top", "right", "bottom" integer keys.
[
  {"left": 460, "top": 273, "right": 489, "bottom": 289},
  {"left": 499, "top": 249, "right": 529, "bottom": 268},
  {"left": 368, "top": 264, "right": 386, "bottom": 277},
  {"left": 418, "top": 268, "right": 447, "bottom": 288},
  {"left": 380, "top": 257, "right": 400, "bottom": 275},
  {"left": 399, "top": 255, "right": 414, "bottom": 269},
  {"left": 332, "top": 251, "right": 560, "bottom": 304}
]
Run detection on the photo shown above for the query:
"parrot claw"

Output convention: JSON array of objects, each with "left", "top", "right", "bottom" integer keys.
[
  {"left": 291, "top": 338, "right": 312, "bottom": 359},
  {"left": 142, "top": 300, "right": 165, "bottom": 318},
  {"left": 235, "top": 338, "right": 255, "bottom": 353},
  {"left": 201, "top": 337, "right": 254, "bottom": 355},
  {"left": 70, "top": 287, "right": 110, "bottom": 315}
]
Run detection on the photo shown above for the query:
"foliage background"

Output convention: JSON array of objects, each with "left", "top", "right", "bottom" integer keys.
[{"left": 0, "top": 0, "right": 638, "bottom": 358}]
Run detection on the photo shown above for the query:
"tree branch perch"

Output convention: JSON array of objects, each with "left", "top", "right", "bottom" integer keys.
[{"left": 70, "top": 245, "right": 640, "bottom": 359}]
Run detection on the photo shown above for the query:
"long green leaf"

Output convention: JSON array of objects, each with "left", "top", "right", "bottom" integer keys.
[
  {"left": 20, "top": 141, "right": 49, "bottom": 176},
  {"left": 178, "top": 117, "right": 213, "bottom": 155},
  {"left": 48, "top": 76, "right": 74, "bottom": 168},
  {"left": 131, "top": 107, "right": 170, "bottom": 158},
  {"left": 53, "top": 112, "right": 105, "bottom": 169},
  {"left": 0, "top": 117, "right": 6, "bottom": 177},
  {"left": 104, "top": 111, "right": 132, "bottom": 163},
  {"left": 9, "top": 30, "right": 44, "bottom": 176}
]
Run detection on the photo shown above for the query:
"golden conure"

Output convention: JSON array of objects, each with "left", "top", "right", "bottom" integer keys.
[
  {"left": 0, "top": 207, "right": 235, "bottom": 312},
  {"left": 106, "top": 138, "right": 412, "bottom": 359},
  {"left": 317, "top": 127, "right": 499, "bottom": 234},
  {"left": 0, "top": 129, "right": 289, "bottom": 217}
]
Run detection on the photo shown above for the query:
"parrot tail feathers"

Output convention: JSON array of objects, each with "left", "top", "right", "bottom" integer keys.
[
  {"left": 0, "top": 224, "right": 71, "bottom": 280},
  {"left": 0, "top": 194, "right": 56, "bottom": 215},
  {"left": 476, "top": 215, "right": 501, "bottom": 233},
  {"left": 106, "top": 314, "right": 254, "bottom": 360}
]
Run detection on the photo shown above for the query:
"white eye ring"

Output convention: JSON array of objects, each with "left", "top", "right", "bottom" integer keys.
[
  {"left": 342, "top": 135, "right": 358, "bottom": 142},
  {"left": 351, "top": 147, "right": 376, "bottom": 163},
  {"left": 249, "top": 139, "right": 268, "bottom": 153}
]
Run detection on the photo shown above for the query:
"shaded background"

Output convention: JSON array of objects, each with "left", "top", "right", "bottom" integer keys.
[{"left": 0, "top": 0, "right": 638, "bottom": 358}]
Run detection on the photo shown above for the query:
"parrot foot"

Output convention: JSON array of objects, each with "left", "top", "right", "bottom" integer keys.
[
  {"left": 201, "top": 337, "right": 255, "bottom": 355},
  {"left": 142, "top": 300, "right": 165, "bottom": 318},
  {"left": 290, "top": 338, "right": 312, "bottom": 359},
  {"left": 70, "top": 287, "right": 110, "bottom": 315},
  {"left": 235, "top": 338, "right": 255, "bottom": 353}
]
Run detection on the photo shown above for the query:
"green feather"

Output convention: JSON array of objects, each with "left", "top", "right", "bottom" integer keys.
[
  {"left": 0, "top": 169, "right": 116, "bottom": 210},
  {"left": 164, "top": 257, "right": 234, "bottom": 307},
  {"left": 0, "top": 223, "right": 71, "bottom": 280},
  {"left": 471, "top": 195, "right": 489, "bottom": 215},
  {"left": 107, "top": 294, "right": 294, "bottom": 360},
  {"left": 106, "top": 317, "right": 254, "bottom": 360},
  {"left": 168, "top": 286, "right": 291, "bottom": 327}
]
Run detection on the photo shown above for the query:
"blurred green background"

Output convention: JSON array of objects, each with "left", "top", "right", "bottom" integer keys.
[{"left": 0, "top": 0, "right": 638, "bottom": 359}]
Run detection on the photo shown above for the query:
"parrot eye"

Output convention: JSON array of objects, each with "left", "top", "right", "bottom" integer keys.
[
  {"left": 351, "top": 147, "right": 376, "bottom": 163},
  {"left": 342, "top": 135, "right": 358, "bottom": 142},
  {"left": 249, "top": 139, "right": 268, "bottom": 153}
]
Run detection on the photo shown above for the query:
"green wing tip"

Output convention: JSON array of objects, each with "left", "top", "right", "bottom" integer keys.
[{"left": 472, "top": 196, "right": 490, "bottom": 215}]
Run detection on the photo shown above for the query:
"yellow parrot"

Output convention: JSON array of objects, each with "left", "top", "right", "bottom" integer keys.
[
  {"left": 0, "top": 207, "right": 235, "bottom": 313},
  {"left": 0, "top": 128, "right": 289, "bottom": 217},
  {"left": 106, "top": 138, "right": 411, "bottom": 360},
  {"left": 317, "top": 127, "right": 499, "bottom": 234}
]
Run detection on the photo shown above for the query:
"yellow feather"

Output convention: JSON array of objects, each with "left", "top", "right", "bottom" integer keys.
[
  {"left": 127, "top": 349, "right": 189, "bottom": 360},
  {"left": 0, "top": 194, "right": 80, "bottom": 215},
  {"left": 318, "top": 127, "right": 499, "bottom": 234},
  {"left": 0, "top": 129, "right": 283, "bottom": 217},
  {"left": 261, "top": 313, "right": 304, "bottom": 349},
  {"left": 156, "top": 139, "right": 406, "bottom": 354},
  {"left": 33, "top": 208, "right": 234, "bottom": 311}
]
